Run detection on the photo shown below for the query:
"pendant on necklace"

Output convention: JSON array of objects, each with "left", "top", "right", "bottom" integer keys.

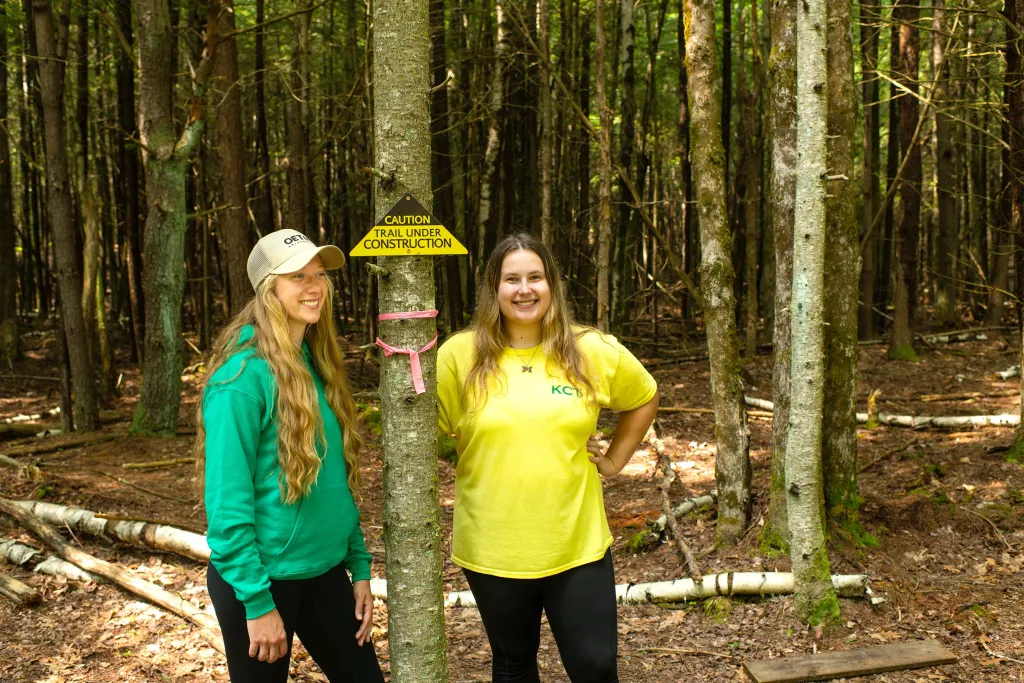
[{"left": 522, "top": 366, "right": 532, "bottom": 373}]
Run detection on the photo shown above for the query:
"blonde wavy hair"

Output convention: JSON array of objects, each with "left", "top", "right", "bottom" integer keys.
[
  {"left": 194, "top": 274, "right": 364, "bottom": 503},
  {"left": 463, "top": 233, "right": 597, "bottom": 410}
]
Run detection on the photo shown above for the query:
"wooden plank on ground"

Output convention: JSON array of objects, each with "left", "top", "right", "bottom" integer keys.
[{"left": 742, "top": 639, "right": 957, "bottom": 683}]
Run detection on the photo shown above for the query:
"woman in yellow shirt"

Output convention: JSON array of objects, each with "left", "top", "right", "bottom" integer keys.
[{"left": 437, "top": 233, "right": 659, "bottom": 682}]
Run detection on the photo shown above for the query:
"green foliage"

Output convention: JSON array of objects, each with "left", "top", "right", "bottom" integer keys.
[
  {"left": 806, "top": 593, "right": 841, "bottom": 627},
  {"left": 886, "top": 344, "right": 921, "bottom": 362},
  {"left": 1006, "top": 488, "right": 1024, "bottom": 506},
  {"left": 438, "top": 433, "right": 458, "bottom": 466},
  {"left": 758, "top": 526, "right": 789, "bottom": 558},
  {"left": 701, "top": 596, "right": 732, "bottom": 624},
  {"left": 832, "top": 516, "right": 880, "bottom": 548},
  {"left": 1005, "top": 440, "right": 1024, "bottom": 465},
  {"left": 625, "top": 526, "right": 659, "bottom": 554},
  {"left": 357, "top": 402, "right": 382, "bottom": 436}
]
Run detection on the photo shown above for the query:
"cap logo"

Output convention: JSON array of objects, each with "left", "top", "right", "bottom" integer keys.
[{"left": 283, "top": 234, "right": 312, "bottom": 247}]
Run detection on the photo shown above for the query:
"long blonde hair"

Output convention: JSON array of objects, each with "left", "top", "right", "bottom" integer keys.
[
  {"left": 463, "top": 233, "right": 596, "bottom": 410},
  {"left": 195, "top": 274, "right": 364, "bottom": 503}
]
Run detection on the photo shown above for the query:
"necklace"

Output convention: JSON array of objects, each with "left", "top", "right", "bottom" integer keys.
[{"left": 510, "top": 345, "right": 539, "bottom": 373}]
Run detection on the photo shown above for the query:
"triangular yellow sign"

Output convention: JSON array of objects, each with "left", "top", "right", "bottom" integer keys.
[{"left": 350, "top": 193, "right": 468, "bottom": 257}]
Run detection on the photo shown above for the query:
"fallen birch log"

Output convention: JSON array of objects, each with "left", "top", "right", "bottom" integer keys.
[
  {"left": 11, "top": 501, "right": 210, "bottom": 564},
  {"left": 745, "top": 397, "right": 1019, "bottom": 429},
  {"left": 366, "top": 573, "right": 879, "bottom": 608},
  {"left": 652, "top": 432, "right": 701, "bottom": 580},
  {"left": 625, "top": 492, "right": 718, "bottom": 552},
  {"left": 0, "top": 538, "right": 101, "bottom": 582},
  {"left": 0, "top": 571, "right": 41, "bottom": 605},
  {"left": 0, "top": 499, "right": 224, "bottom": 653},
  {"left": 997, "top": 365, "right": 1020, "bottom": 380}
]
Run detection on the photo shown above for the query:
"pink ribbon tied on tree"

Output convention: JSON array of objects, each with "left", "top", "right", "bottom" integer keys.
[{"left": 375, "top": 309, "right": 439, "bottom": 394}]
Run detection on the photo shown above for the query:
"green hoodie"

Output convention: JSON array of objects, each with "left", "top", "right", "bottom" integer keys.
[{"left": 203, "top": 325, "right": 371, "bottom": 619}]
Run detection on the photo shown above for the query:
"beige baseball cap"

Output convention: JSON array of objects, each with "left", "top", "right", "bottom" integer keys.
[{"left": 247, "top": 229, "right": 346, "bottom": 290}]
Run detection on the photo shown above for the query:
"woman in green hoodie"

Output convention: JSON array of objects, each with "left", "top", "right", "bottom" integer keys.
[{"left": 197, "top": 230, "right": 384, "bottom": 682}]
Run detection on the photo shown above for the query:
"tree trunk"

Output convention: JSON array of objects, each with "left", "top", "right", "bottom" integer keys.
[
  {"left": 539, "top": 0, "right": 553, "bottom": 248},
  {"left": 214, "top": 0, "right": 251, "bottom": 314},
  {"left": 32, "top": 0, "right": 100, "bottom": 432},
  {"left": 788, "top": 0, "right": 838, "bottom": 624},
  {"left": 477, "top": 0, "right": 507, "bottom": 272},
  {"left": 765, "top": 0, "right": 795, "bottom": 543},
  {"left": 988, "top": 59, "right": 1012, "bottom": 330},
  {"left": 933, "top": 0, "right": 956, "bottom": 325},
  {"left": 888, "top": 0, "right": 921, "bottom": 361},
  {"left": 612, "top": 0, "right": 636, "bottom": 328},
  {"left": 429, "top": 0, "right": 463, "bottom": 333},
  {"left": 822, "top": 0, "right": 859, "bottom": 528},
  {"left": 0, "top": 6, "right": 17, "bottom": 363},
  {"left": 858, "top": 2, "right": 880, "bottom": 340},
  {"left": 684, "top": 0, "right": 751, "bottom": 543},
  {"left": 1007, "top": 0, "right": 1024, "bottom": 460},
  {"left": 286, "top": 0, "right": 312, "bottom": 236},
  {"left": 131, "top": 0, "right": 219, "bottom": 436},
  {"left": 742, "top": 0, "right": 761, "bottom": 359},
  {"left": 114, "top": 0, "right": 144, "bottom": 363},
  {"left": 372, "top": 0, "right": 449, "bottom": 677},
  {"left": 253, "top": 0, "right": 274, "bottom": 232},
  {"left": 595, "top": 0, "right": 614, "bottom": 332}
]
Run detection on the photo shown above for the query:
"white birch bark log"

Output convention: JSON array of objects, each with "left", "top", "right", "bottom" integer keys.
[
  {"left": 787, "top": 0, "right": 839, "bottom": 623},
  {"left": 0, "top": 538, "right": 102, "bottom": 582},
  {"left": 366, "top": 573, "right": 875, "bottom": 607},
  {"left": 745, "top": 397, "right": 1020, "bottom": 428},
  {"left": 10, "top": 500, "right": 210, "bottom": 563}
]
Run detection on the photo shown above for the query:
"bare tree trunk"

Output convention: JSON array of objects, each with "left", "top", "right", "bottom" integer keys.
[
  {"left": 539, "top": 0, "right": 553, "bottom": 248},
  {"left": 131, "top": 0, "right": 219, "bottom": 436},
  {"left": 0, "top": 7, "right": 17, "bottom": 363},
  {"left": 429, "top": 0, "right": 463, "bottom": 332},
  {"left": 822, "top": 0, "right": 860, "bottom": 528},
  {"left": 988, "top": 62, "right": 1012, "bottom": 329},
  {"left": 858, "top": 2, "right": 880, "bottom": 340},
  {"left": 1007, "top": 0, "right": 1024, "bottom": 460},
  {"left": 32, "top": 0, "right": 100, "bottom": 432},
  {"left": 372, "top": 0, "right": 449, "bottom": 677},
  {"left": 742, "top": 0, "right": 762, "bottom": 359},
  {"left": 612, "top": 0, "right": 636, "bottom": 327},
  {"left": 684, "top": 0, "right": 751, "bottom": 543},
  {"left": 888, "top": 0, "right": 921, "bottom": 361},
  {"left": 114, "top": 0, "right": 144, "bottom": 362},
  {"left": 253, "top": 0, "right": 274, "bottom": 232},
  {"left": 477, "top": 0, "right": 507, "bottom": 269},
  {"left": 214, "top": 0, "right": 252, "bottom": 314},
  {"left": 595, "top": 0, "right": 614, "bottom": 332},
  {"left": 933, "top": 0, "right": 956, "bottom": 325},
  {"left": 286, "top": 0, "right": 312, "bottom": 236},
  {"left": 788, "top": 0, "right": 838, "bottom": 624},
  {"left": 765, "top": 0, "right": 795, "bottom": 543}
]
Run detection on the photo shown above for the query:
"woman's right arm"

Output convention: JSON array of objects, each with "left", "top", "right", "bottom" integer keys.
[{"left": 203, "top": 387, "right": 276, "bottom": 619}]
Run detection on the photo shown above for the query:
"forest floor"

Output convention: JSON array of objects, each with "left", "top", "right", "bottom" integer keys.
[{"left": 1, "top": 323, "right": 1024, "bottom": 682}]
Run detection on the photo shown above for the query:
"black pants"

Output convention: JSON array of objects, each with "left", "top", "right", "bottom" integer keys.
[
  {"left": 463, "top": 550, "right": 619, "bottom": 683},
  {"left": 207, "top": 562, "right": 384, "bottom": 683}
]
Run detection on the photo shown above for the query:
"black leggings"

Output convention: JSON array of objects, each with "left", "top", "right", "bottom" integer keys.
[
  {"left": 207, "top": 562, "right": 384, "bottom": 683},
  {"left": 463, "top": 550, "right": 619, "bottom": 683}
]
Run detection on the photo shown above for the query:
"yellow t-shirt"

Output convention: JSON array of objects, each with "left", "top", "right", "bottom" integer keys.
[{"left": 437, "top": 328, "right": 658, "bottom": 578}]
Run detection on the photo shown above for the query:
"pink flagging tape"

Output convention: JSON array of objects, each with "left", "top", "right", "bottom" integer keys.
[
  {"left": 378, "top": 309, "right": 438, "bottom": 321},
  {"left": 376, "top": 309, "right": 439, "bottom": 394}
]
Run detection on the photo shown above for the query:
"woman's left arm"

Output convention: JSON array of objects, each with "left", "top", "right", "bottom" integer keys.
[{"left": 587, "top": 388, "right": 660, "bottom": 477}]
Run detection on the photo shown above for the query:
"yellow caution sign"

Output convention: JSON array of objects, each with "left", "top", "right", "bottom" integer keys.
[{"left": 350, "top": 193, "right": 468, "bottom": 257}]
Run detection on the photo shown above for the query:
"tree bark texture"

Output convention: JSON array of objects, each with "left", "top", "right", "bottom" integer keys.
[
  {"left": 788, "top": 0, "right": 838, "bottom": 624},
  {"left": 612, "top": 0, "right": 637, "bottom": 327},
  {"left": 477, "top": 0, "right": 508, "bottom": 270},
  {"left": 889, "top": 0, "right": 921, "bottom": 361},
  {"left": 858, "top": 3, "right": 880, "bottom": 340},
  {"left": 1008, "top": 0, "right": 1024, "bottom": 455},
  {"left": 131, "top": 0, "right": 218, "bottom": 436},
  {"left": 32, "top": 0, "right": 100, "bottom": 431},
  {"left": 114, "top": 0, "right": 144, "bottom": 362},
  {"left": 822, "top": 0, "right": 859, "bottom": 527},
  {"left": 595, "top": 0, "right": 614, "bottom": 332},
  {"left": 253, "top": 0, "right": 275, "bottom": 232},
  {"left": 766, "top": 0, "right": 795, "bottom": 542},
  {"left": 214, "top": 0, "right": 252, "bottom": 314},
  {"left": 933, "top": 0, "right": 956, "bottom": 326},
  {"left": 0, "top": 7, "right": 17, "bottom": 362},
  {"left": 539, "top": 0, "right": 554, "bottom": 248},
  {"left": 286, "top": 0, "right": 313, "bottom": 236},
  {"left": 683, "top": 0, "right": 751, "bottom": 543},
  {"left": 372, "top": 0, "right": 449, "bottom": 677}
]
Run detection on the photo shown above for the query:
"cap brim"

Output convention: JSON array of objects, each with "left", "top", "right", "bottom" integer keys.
[{"left": 269, "top": 244, "right": 346, "bottom": 275}]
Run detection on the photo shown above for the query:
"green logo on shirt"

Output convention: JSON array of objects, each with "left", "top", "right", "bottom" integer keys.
[{"left": 551, "top": 384, "right": 581, "bottom": 397}]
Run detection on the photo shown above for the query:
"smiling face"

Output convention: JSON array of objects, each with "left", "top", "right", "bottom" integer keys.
[
  {"left": 274, "top": 255, "right": 327, "bottom": 345},
  {"left": 496, "top": 249, "right": 552, "bottom": 339}
]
